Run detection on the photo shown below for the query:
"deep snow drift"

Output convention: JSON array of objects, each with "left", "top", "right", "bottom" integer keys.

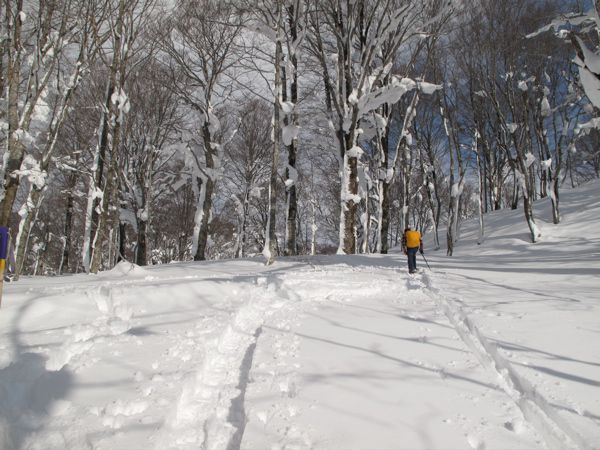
[{"left": 0, "top": 180, "right": 599, "bottom": 450}]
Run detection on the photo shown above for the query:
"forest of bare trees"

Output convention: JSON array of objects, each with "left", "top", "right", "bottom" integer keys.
[{"left": 0, "top": 0, "right": 598, "bottom": 276}]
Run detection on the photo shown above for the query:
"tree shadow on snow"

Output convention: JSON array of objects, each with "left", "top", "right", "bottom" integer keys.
[
  {"left": 287, "top": 327, "right": 499, "bottom": 392},
  {"left": 435, "top": 271, "right": 586, "bottom": 306},
  {"left": 495, "top": 339, "right": 600, "bottom": 369},
  {"left": 303, "top": 310, "right": 466, "bottom": 355}
]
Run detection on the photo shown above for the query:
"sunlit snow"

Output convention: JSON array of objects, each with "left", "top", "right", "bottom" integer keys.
[{"left": 0, "top": 181, "right": 599, "bottom": 450}]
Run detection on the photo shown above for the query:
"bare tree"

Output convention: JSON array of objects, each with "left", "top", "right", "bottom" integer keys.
[
  {"left": 281, "top": 0, "right": 307, "bottom": 257},
  {"left": 11, "top": 0, "right": 109, "bottom": 279},
  {"left": 307, "top": 0, "right": 450, "bottom": 254},
  {"left": 238, "top": 0, "right": 289, "bottom": 264},
  {"left": 0, "top": 0, "right": 88, "bottom": 229},
  {"left": 119, "top": 59, "right": 180, "bottom": 265},
  {"left": 82, "top": 0, "right": 158, "bottom": 273},
  {"left": 223, "top": 100, "right": 272, "bottom": 258},
  {"left": 159, "top": 0, "right": 243, "bottom": 262}
]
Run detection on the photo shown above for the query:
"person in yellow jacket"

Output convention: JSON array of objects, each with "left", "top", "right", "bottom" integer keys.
[{"left": 401, "top": 227, "right": 423, "bottom": 274}]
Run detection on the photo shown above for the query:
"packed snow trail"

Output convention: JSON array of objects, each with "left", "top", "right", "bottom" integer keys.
[
  {"left": 241, "top": 261, "right": 545, "bottom": 450},
  {"left": 152, "top": 275, "right": 303, "bottom": 450}
]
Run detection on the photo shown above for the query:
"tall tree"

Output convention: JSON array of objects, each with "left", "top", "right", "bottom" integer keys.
[
  {"left": 308, "top": 0, "right": 450, "bottom": 254},
  {"left": 160, "top": 0, "right": 243, "bottom": 262},
  {"left": 85, "top": 0, "right": 158, "bottom": 273},
  {"left": 223, "top": 100, "right": 272, "bottom": 259},
  {"left": 12, "top": 0, "right": 107, "bottom": 279},
  {"left": 281, "top": 0, "right": 307, "bottom": 257},
  {"left": 119, "top": 59, "right": 180, "bottom": 265},
  {"left": 0, "top": 0, "right": 84, "bottom": 228}
]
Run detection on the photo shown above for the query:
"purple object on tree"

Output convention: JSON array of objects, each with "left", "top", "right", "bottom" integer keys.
[{"left": 0, "top": 226, "right": 9, "bottom": 260}]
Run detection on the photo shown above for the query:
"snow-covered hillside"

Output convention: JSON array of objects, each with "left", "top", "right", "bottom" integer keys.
[{"left": 0, "top": 181, "right": 599, "bottom": 450}]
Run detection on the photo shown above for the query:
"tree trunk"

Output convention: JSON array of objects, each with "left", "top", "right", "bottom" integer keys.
[
  {"left": 191, "top": 176, "right": 206, "bottom": 258},
  {"left": 376, "top": 107, "right": 391, "bottom": 254},
  {"left": 310, "top": 199, "right": 317, "bottom": 256},
  {"left": 360, "top": 166, "right": 370, "bottom": 254},
  {"left": 90, "top": 98, "right": 124, "bottom": 273},
  {"left": 379, "top": 180, "right": 390, "bottom": 254},
  {"left": 237, "top": 193, "right": 249, "bottom": 258},
  {"left": 194, "top": 117, "right": 218, "bottom": 261},
  {"left": 194, "top": 176, "right": 214, "bottom": 261},
  {"left": 0, "top": 0, "right": 24, "bottom": 227},
  {"left": 90, "top": 161, "right": 118, "bottom": 273},
  {"left": 265, "top": 15, "right": 283, "bottom": 265},
  {"left": 88, "top": 83, "right": 115, "bottom": 265},
  {"left": 475, "top": 147, "right": 485, "bottom": 245},
  {"left": 399, "top": 137, "right": 412, "bottom": 236},
  {"left": 551, "top": 130, "right": 563, "bottom": 224},
  {"left": 423, "top": 139, "right": 441, "bottom": 251},
  {"left": 14, "top": 188, "right": 43, "bottom": 279},
  {"left": 443, "top": 105, "right": 456, "bottom": 256},
  {"left": 136, "top": 220, "right": 147, "bottom": 265},
  {"left": 523, "top": 192, "right": 539, "bottom": 243},
  {"left": 339, "top": 152, "right": 359, "bottom": 254},
  {"left": 85, "top": 1, "right": 125, "bottom": 272},
  {"left": 284, "top": 4, "right": 299, "bottom": 257},
  {"left": 61, "top": 186, "right": 75, "bottom": 273},
  {"left": 511, "top": 173, "right": 519, "bottom": 210},
  {"left": 551, "top": 180, "right": 560, "bottom": 225},
  {"left": 118, "top": 221, "right": 126, "bottom": 262},
  {"left": 285, "top": 177, "right": 298, "bottom": 256}
]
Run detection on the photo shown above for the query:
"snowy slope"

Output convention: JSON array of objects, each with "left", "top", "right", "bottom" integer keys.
[{"left": 0, "top": 181, "right": 599, "bottom": 450}]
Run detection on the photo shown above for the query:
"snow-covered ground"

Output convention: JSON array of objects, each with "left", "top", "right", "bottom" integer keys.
[{"left": 1, "top": 180, "right": 599, "bottom": 450}]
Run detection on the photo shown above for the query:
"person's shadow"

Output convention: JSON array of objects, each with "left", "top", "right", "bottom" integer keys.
[{"left": 0, "top": 298, "right": 73, "bottom": 449}]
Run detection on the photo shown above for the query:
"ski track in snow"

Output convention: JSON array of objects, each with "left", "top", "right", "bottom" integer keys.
[
  {"left": 418, "top": 272, "right": 593, "bottom": 450},
  {"left": 241, "top": 263, "right": 521, "bottom": 450},
  {"left": 152, "top": 262, "right": 588, "bottom": 450},
  {"left": 153, "top": 274, "right": 305, "bottom": 450},
  {"left": 153, "top": 263, "right": 409, "bottom": 450},
  {"left": 3, "top": 260, "right": 595, "bottom": 450}
]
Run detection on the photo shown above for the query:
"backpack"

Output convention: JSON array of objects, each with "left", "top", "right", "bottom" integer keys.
[{"left": 405, "top": 230, "right": 421, "bottom": 248}]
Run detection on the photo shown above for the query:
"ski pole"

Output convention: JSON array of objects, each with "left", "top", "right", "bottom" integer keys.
[{"left": 420, "top": 252, "right": 431, "bottom": 271}]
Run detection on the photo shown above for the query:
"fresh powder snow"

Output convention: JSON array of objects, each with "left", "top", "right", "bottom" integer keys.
[{"left": 0, "top": 181, "right": 599, "bottom": 450}]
